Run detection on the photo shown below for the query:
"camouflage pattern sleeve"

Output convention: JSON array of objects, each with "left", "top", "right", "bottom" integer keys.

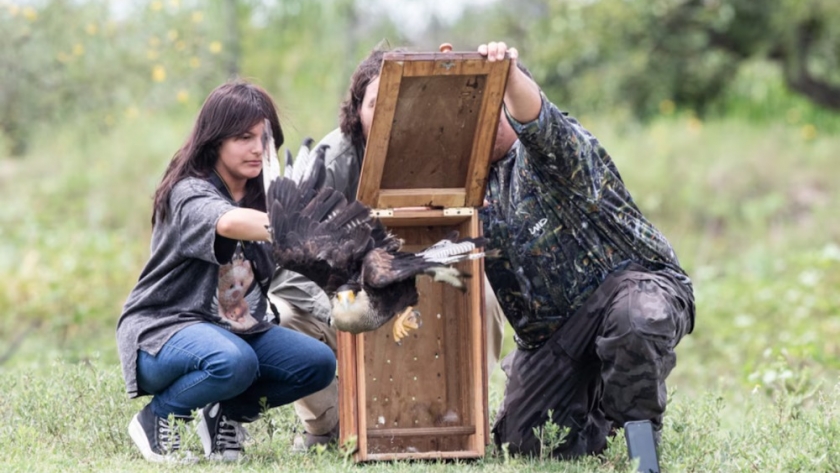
[{"left": 504, "top": 93, "right": 609, "bottom": 200}]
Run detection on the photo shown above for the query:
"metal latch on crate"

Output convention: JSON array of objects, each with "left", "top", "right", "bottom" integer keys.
[
  {"left": 443, "top": 207, "right": 474, "bottom": 216},
  {"left": 370, "top": 208, "right": 394, "bottom": 218}
]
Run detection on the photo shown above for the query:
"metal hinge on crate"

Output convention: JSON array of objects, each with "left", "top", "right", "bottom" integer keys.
[{"left": 370, "top": 208, "right": 394, "bottom": 218}]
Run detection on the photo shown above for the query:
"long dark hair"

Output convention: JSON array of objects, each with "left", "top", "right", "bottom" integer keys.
[{"left": 152, "top": 80, "right": 284, "bottom": 224}]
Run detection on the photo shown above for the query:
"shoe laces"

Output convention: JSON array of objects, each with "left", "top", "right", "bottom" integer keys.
[
  {"left": 215, "top": 416, "right": 249, "bottom": 452},
  {"left": 157, "top": 417, "right": 181, "bottom": 452}
]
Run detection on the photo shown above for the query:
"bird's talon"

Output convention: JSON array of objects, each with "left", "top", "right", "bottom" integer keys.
[{"left": 392, "top": 306, "right": 420, "bottom": 343}]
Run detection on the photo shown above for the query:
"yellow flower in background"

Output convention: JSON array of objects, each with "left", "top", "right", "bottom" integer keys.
[
  {"left": 191, "top": 11, "right": 204, "bottom": 23},
  {"left": 189, "top": 57, "right": 201, "bottom": 68},
  {"left": 125, "top": 106, "right": 139, "bottom": 119},
  {"left": 23, "top": 6, "right": 37, "bottom": 21},
  {"left": 687, "top": 116, "right": 703, "bottom": 133},
  {"left": 801, "top": 124, "right": 817, "bottom": 141},
  {"left": 659, "top": 99, "right": 675, "bottom": 116},
  {"left": 177, "top": 90, "right": 189, "bottom": 103},
  {"left": 56, "top": 52, "right": 71, "bottom": 64},
  {"left": 169, "top": 0, "right": 180, "bottom": 8},
  {"left": 104, "top": 114, "right": 115, "bottom": 126},
  {"left": 167, "top": 29, "right": 179, "bottom": 41},
  {"left": 85, "top": 23, "right": 98, "bottom": 35},
  {"left": 146, "top": 49, "right": 159, "bottom": 60},
  {"left": 152, "top": 65, "right": 166, "bottom": 82},
  {"left": 209, "top": 41, "right": 222, "bottom": 54},
  {"left": 8, "top": 4, "right": 20, "bottom": 17},
  {"left": 73, "top": 44, "right": 85, "bottom": 56},
  {"left": 175, "top": 40, "right": 186, "bottom": 51},
  {"left": 150, "top": 1, "right": 163, "bottom": 12},
  {"left": 148, "top": 36, "right": 160, "bottom": 47}
]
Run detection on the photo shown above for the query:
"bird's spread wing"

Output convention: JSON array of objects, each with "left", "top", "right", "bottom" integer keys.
[{"left": 266, "top": 143, "right": 374, "bottom": 294}]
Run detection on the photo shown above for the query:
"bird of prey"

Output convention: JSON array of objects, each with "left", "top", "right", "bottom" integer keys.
[{"left": 261, "top": 124, "right": 488, "bottom": 342}]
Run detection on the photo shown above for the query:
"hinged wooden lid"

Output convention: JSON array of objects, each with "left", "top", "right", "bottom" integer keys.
[{"left": 356, "top": 51, "right": 511, "bottom": 209}]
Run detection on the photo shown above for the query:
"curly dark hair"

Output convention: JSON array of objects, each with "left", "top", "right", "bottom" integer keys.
[{"left": 339, "top": 47, "right": 405, "bottom": 151}]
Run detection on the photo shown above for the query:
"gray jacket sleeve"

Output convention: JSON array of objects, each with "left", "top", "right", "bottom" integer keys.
[{"left": 319, "top": 128, "right": 363, "bottom": 201}]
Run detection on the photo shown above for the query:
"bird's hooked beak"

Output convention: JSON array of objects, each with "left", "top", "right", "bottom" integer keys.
[{"left": 336, "top": 290, "right": 356, "bottom": 311}]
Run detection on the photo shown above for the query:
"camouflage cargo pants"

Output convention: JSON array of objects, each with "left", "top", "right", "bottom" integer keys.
[{"left": 492, "top": 263, "right": 694, "bottom": 458}]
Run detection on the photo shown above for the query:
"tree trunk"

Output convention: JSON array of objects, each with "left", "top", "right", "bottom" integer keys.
[{"left": 780, "top": 19, "right": 840, "bottom": 111}]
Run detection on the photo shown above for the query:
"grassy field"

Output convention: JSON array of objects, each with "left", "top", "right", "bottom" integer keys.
[{"left": 1, "top": 111, "right": 839, "bottom": 472}]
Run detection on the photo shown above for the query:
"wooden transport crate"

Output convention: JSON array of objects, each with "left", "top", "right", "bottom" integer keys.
[{"left": 337, "top": 50, "right": 511, "bottom": 462}]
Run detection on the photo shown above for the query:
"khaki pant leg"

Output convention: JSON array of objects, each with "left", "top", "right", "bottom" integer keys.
[
  {"left": 270, "top": 294, "right": 339, "bottom": 436},
  {"left": 484, "top": 275, "right": 505, "bottom": 374}
]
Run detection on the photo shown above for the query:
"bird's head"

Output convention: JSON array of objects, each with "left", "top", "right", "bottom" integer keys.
[
  {"left": 331, "top": 282, "right": 371, "bottom": 334},
  {"left": 335, "top": 282, "right": 361, "bottom": 312}
]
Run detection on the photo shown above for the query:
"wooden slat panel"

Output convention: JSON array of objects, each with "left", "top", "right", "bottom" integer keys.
[
  {"left": 356, "top": 59, "right": 404, "bottom": 207},
  {"left": 384, "top": 51, "right": 488, "bottom": 62},
  {"left": 365, "top": 436, "right": 476, "bottom": 456},
  {"left": 366, "top": 450, "right": 483, "bottom": 462},
  {"left": 337, "top": 331, "right": 359, "bottom": 456},
  {"left": 402, "top": 59, "right": 435, "bottom": 77},
  {"left": 356, "top": 330, "right": 368, "bottom": 461},
  {"left": 467, "top": 214, "right": 488, "bottom": 451},
  {"left": 480, "top": 253, "right": 490, "bottom": 446},
  {"left": 366, "top": 426, "right": 475, "bottom": 438},
  {"left": 375, "top": 209, "right": 471, "bottom": 228},
  {"left": 376, "top": 189, "right": 465, "bottom": 209},
  {"left": 465, "top": 59, "right": 510, "bottom": 207}
]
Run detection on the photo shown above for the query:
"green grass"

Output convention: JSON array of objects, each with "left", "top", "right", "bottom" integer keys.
[{"left": 2, "top": 111, "right": 840, "bottom": 471}]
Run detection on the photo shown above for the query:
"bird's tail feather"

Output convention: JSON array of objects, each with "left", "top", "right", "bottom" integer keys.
[
  {"left": 261, "top": 119, "right": 282, "bottom": 209},
  {"left": 288, "top": 138, "right": 315, "bottom": 183},
  {"left": 282, "top": 149, "right": 294, "bottom": 179},
  {"left": 416, "top": 236, "right": 487, "bottom": 264}
]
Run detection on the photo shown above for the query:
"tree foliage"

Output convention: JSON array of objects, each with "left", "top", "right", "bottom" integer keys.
[
  {"left": 0, "top": 0, "right": 404, "bottom": 157},
  {"left": 2, "top": 0, "right": 838, "bottom": 156},
  {"left": 453, "top": 0, "right": 840, "bottom": 118}
]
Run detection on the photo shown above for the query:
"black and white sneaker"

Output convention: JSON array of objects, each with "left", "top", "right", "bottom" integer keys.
[
  {"left": 196, "top": 402, "right": 249, "bottom": 461},
  {"left": 128, "top": 403, "right": 195, "bottom": 463}
]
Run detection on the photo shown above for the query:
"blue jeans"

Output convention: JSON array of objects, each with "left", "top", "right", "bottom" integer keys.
[{"left": 136, "top": 322, "right": 336, "bottom": 421}]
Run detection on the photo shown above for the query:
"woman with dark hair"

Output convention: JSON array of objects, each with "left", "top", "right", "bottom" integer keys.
[{"left": 116, "top": 80, "right": 336, "bottom": 463}]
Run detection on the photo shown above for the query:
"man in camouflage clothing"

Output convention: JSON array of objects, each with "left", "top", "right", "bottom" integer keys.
[
  {"left": 275, "top": 40, "right": 694, "bottom": 457},
  {"left": 475, "top": 41, "right": 695, "bottom": 457}
]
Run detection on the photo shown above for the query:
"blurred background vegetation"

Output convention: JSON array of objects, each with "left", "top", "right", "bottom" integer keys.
[{"left": 1, "top": 0, "right": 839, "bottom": 439}]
